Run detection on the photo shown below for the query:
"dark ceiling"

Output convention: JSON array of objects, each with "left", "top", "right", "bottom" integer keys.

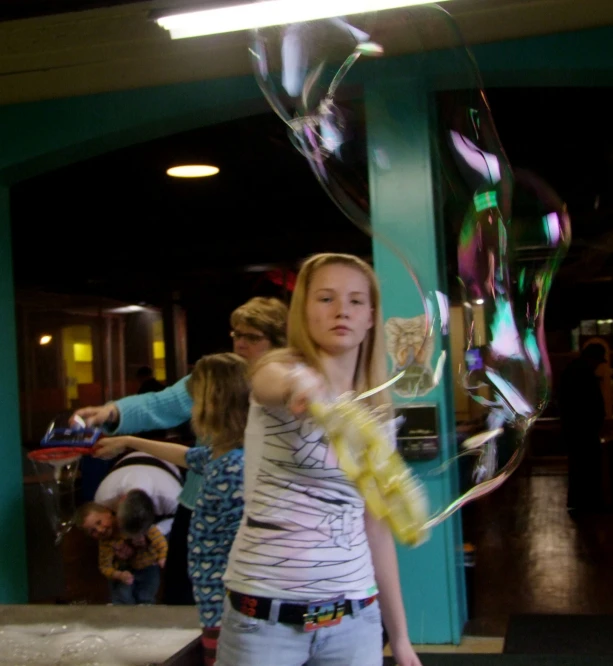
[
  {"left": 10, "top": 107, "right": 370, "bottom": 305},
  {"left": 0, "top": 0, "right": 140, "bottom": 21},
  {"left": 11, "top": 86, "right": 613, "bottom": 352}
]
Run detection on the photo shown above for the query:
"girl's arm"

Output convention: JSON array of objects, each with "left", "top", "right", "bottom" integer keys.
[
  {"left": 94, "top": 435, "right": 189, "bottom": 469},
  {"left": 364, "top": 511, "right": 422, "bottom": 666},
  {"left": 252, "top": 362, "right": 326, "bottom": 415},
  {"left": 251, "top": 362, "right": 296, "bottom": 407}
]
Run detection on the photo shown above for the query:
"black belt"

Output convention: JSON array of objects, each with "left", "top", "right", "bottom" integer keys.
[{"left": 227, "top": 590, "right": 377, "bottom": 626}]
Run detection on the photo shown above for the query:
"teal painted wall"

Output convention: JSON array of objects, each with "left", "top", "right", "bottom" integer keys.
[
  {"left": 0, "top": 76, "right": 265, "bottom": 184},
  {"left": 1, "top": 24, "right": 613, "bottom": 635},
  {"left": 0, "top": 186, "right": 28, "bottom": 603}
]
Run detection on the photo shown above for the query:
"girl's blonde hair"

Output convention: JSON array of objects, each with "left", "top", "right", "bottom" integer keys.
[
  {"left": 187, "top": 353, "right": 249, "bottom": 451},
  {"left": 230, "top": 297, "right": 288, "bottom": 348},
  {"left": 257, "top": 253, "right": 390, "bottom": 410}
]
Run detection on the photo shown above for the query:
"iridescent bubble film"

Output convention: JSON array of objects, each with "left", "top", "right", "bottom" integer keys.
[{"left": 251, "top": 3, "right": 570, "bottom": 536}]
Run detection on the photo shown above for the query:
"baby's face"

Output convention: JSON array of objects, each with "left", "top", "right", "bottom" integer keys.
[{"left": 82, "top": 510, "right": 114, "bottom": 540}]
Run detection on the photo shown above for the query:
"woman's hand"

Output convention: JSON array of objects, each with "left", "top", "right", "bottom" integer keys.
[
  {"left": 73, "top": 403, "right": 119, "bottom": 428},
  {"left": 93, "top": 436, "right": 132, "bottom": 460}
]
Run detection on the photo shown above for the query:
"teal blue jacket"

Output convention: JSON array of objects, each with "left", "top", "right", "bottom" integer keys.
[{"left": 109, "top": 376, "right": 202, "bottom": 510}]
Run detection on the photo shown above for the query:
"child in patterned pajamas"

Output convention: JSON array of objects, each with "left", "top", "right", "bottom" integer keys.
[{"left": 93, "top": 352, "right": 249, "bottom": 666}]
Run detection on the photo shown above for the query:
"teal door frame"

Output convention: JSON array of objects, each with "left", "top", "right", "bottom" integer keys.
[{"left": 1, "top": 26, "right": 613, "bottom": 633}]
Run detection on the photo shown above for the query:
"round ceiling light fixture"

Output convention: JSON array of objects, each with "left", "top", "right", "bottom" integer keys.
[{"left": 166, "top": 165, "right": 220, "bottom": 178}]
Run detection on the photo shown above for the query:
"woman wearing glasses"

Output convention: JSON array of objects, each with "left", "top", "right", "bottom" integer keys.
[{"left": 73, "top": 296, "right": 288, "bottom": 605}]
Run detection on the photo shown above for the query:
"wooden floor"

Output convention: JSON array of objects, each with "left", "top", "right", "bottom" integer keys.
[
  {"left": 30, "top": 457, "right": 613, "bottom": 652},
  {"left": 464, "top": 459, "right": 613, "bottom": 637}
]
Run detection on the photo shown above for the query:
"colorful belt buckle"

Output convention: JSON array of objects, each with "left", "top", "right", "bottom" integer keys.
[{"left": 303, "top": 595, "right": 345, "bottom": 632}]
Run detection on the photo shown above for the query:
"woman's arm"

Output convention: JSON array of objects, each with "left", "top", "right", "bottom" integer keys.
[
  {"left": 75, "top": 376, "right": 193, "bottom": 434},
  {"left": 94, "top": 435, "right": 189, "bottom": 469},
  {"left": 365, "top": 511, "right": 422, "bottom": 666}
]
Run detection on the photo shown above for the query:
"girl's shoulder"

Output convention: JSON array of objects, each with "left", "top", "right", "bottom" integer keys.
[
  {"left": 214, "top": 447, "right": 244, "bottom": 479},
  {"left": 212, "top": 446, "right": 244, "bottom": 466},
  {"left": 227, "top": 447, "right": 244, "bottom": 464},
  {"left": 251, "top": 347, "right": 306, "bottom": 373}
]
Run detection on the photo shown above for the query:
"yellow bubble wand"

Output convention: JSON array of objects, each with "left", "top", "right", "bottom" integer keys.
[{"left": 309, "top": 396, "right": 430, "bottom": 546}]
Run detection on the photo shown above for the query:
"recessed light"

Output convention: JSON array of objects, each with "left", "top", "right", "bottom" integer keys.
[{"left": 167, "top": 165, "right": 219, "bottom": 178}]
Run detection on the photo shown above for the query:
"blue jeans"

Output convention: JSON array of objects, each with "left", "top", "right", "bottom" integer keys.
[
  {"left": 110, "top": 565, "right": 160, "bottom": 605},
  {"left": 216, "top": 596, "right": 383, "bottom": 666}
]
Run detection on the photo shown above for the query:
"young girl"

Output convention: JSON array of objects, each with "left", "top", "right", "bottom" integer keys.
[
  {"left": 93, "top": 352, "right": 249, "bottom": 666},
  {"left": 216, "top": 253, "right": 422, "bottom": 666}
]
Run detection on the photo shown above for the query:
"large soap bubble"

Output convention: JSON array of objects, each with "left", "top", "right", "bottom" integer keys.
[
  {"left": 250, "top": 4, "right": 569, "bottom": 539},
  {"left": 251, "top": 7, "right": 457, "bottom": 397}
]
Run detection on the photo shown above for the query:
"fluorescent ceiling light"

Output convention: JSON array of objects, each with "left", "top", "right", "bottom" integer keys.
[
  {"left": 167, "top": 165, "right": 220, "bottom": 178},
  {"left": 156, "top": 0, "right": 449, "bottom": 39}
]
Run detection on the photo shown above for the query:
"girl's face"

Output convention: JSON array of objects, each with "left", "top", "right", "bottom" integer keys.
[
  {"left": 305, "top": 263, "right": 374, "bottom": 356},
  {"left": 231, "top": 324, "right": 273, "bottom": 365}
]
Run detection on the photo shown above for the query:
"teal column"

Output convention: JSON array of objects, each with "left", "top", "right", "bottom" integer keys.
[
  {"left": 366, "top": 79, "right": 465, "bottom": 643},
  {"left": 0, "top": 186, "right": 28, "bottom": 602}
]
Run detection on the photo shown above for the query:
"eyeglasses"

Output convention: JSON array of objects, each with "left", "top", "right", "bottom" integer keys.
[{"left": 230, "top": 330, "right": 267, "bottom": 344}]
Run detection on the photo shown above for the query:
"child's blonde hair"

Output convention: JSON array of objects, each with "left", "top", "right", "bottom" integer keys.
[
  {"left": 188, "top": 353, "right": 250, "bottom": 451},
  {"left": 256, "top": 253, "right": 390, "bottom": 410}
]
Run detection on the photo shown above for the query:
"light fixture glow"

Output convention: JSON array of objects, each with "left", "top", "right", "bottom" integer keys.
[
  {"left": 156, "top": 0, "right": 450, "bottom": 39},
  {"left": 166, "top": 165, "right": 220, "bottom": 178},
  {"left": 39, "top": 335, "right": 52, "bottom": 345},
  {"left": 105, "top": 305, "right": 148, "bottom": 314}
]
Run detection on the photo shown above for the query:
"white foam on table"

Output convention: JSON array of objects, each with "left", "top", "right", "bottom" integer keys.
[{"left": 0, "top": 623, "right": 200, "bottom": 665}]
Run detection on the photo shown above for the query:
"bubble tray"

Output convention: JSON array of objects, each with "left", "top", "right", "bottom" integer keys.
[{"left": 41, "top": 427, "right": 102, "bottom": 448}]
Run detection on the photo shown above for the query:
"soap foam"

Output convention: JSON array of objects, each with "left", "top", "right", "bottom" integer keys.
[{"left": 0, "top": 623, "right": 199, "bottom": 665}]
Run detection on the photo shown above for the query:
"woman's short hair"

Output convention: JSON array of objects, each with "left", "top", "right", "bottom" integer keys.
[{"left": 230, "top": 297, "right": 288, "bottom": 348}]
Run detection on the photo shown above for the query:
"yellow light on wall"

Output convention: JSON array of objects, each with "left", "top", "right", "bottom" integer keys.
[
  {"left": 167, "top": 165, "right": 219, "bottom": 178},
  {"left": 153, "top": 341, "right": 166, "bottom": 360},
  {"left": 73, "top": 342, "right": 93, "bottom": 362},
  {"left": 39, "top": 335, "right": 52, "bottom": 345}
]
